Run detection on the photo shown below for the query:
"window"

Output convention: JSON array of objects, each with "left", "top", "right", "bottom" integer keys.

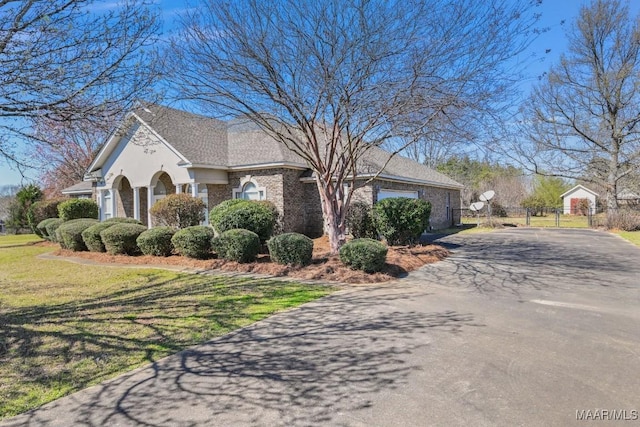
[
  {"left": 186, "top": 184, "right": 210, "bottom": 225},
  {"left": 233, "top": 178, "right": 266, "bottom": 201},
  {"left": 103, "top": 190, "right": 112, "bottom": 219},
  {"left": 153, "top": 180, "right": 167, "bottom": 204}
]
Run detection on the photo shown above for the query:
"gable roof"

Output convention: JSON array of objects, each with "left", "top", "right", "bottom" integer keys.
[
  {"left": 88, "top": 103, "right": 462, "bottom": 189},
  {"left": 134, "top": 104, "right": 228, "bottom": 167},
  {"left": 560, "top": 184, "right": 599, "bottom": 199}
]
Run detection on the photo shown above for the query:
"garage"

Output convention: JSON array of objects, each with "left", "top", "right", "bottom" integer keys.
[{"left": 377, "top": 189, "right": 419, "bottom": 201}]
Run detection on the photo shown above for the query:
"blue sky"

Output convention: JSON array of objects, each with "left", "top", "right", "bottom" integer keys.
[{"left": 1, "top": 0, "right": 637, "bottom": 187}]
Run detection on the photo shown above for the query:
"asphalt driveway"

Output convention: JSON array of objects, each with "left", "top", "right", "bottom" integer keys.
[{"left": 2, "top": 228, "right": 639, "bottom": 426}]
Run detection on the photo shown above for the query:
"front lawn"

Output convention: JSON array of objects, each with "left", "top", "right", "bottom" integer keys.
[
  {"left": 0, "top": 244, "right": 333, "bottom": 419},
  {"left": 614, "top": 230, "right": 640, "bottom": 247},
  {"left": 0, "top": 233, "right": 43, "bottom": 247}
]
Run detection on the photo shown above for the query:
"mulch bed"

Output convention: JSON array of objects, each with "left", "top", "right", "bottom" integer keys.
[{"left": 43, "top": 236, "right": 449, "bottom": 284}]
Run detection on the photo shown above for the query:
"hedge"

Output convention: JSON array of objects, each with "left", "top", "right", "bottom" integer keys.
[
  {"left": 28, "top": 199, "right": 64, "bottom": 236},
  {"left": 346, "top": 202, "right": 378, "bottom": 239},
  {"left": 212, "top": 229, "right": 260, "bottom": 263},
  {"left": 58, "top": 198, "right": 99, "bottom": 221},
  {"left": 82, "top": 222, "right": 116, "bottom": 252},
  {"left": 104, "top": 217, "right": 143, "bottom": 224},
  {"left": 44, "top": 218, "right": 65, "bottom": 243},
  {"left": 209, "top": 199, "right": 277, "bottom": 243},
  {"left": 136, "top": 227, "right": 176, "bottom": 257},
  {"left": 373, "top": 197, "right": 431, "bottom": 245},
  {"left": 149, "top": 194, "right": 205, "bottom": 229},
  {"left": 339, "top": 238, "right": 388, "bottom": 273},
  {"left": 56, "top": 219, "right": 99, "bottom": 251},
  {"left": 37, "top": 217, "right": 62, "bottom": 241},
  {"left": 100, "top": 223, "right": 148, "bottom": 255},
  {"left": 267, "top": 232, "right": 314, "bottom": 266},
  {"left": 171, "top": 226, "right": 215, "bottom": 259}
]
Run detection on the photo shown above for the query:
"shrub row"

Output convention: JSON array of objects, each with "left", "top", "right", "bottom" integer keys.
[{"left": 209, "top": 199, "right": 278, "bottom": 243}]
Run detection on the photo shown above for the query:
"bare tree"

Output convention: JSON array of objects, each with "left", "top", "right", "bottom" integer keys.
[
  {"left": 29, "top": 114, "right": 114, "bottom": 197},
  {"left": 170, "top": 0, "right": 540, "bottom": 253},
  {"left": 518, "top": 0, "right": 640, "bottom": 216},
  {"left": 0, "top": 0, "right": 162, "bottom": 166}
]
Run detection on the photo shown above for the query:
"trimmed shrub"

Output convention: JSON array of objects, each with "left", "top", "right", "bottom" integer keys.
[
  {"left": 149, "top": 194, "right": 205, "bottom": 229},
  {"left": 346, "top": 202, "right": 377, "bottom": 239},
  {"left": 100, "top": 223, "right": 148, "bottom": 255},
  {"left": 209, "top": 199, "right": 277, "bottom": 243},
  {"left": 56, "top": 219, "right": 99, "bottom": 251},
  {"left": 28, "top": 198, "right": 65, "bottom": 236},
  {"left": 44, "top": 218, "right": 65, "bottom": 243},
  {"left": 339, "top": 238, "right": 388, "bottom": 273},
  {"left": 82, "top": 222, "right": 117, "bottom": 252},
  {"left": 104, "top": 217, "right": 143, "bottom": 224},
  {"left": 37, "top": 217, "right": 61, "bottom": 241},
  {"left": 137, "top": 227, "right": 176, "bottom": 257},
  {"left": 171, "top": 225, "right": 215, "bottom": 259},
  {"left": 58, "top": 198, "right": 99, "bottom": 221},
  {"left": 373, "top": 197, "right": 431, "bottom": 245},
  {"left": 212, "top": 229, "right": 260, "bottom": 263},
  {"left": 267, "top": 232, "right": 314, "bottom": 266}
]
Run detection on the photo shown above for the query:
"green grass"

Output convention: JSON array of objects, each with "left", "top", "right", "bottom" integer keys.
[
  {"left": 614, "top": 231, "right": 640, "bottom": 247},
  {"left": 0, "top": 245, "right": 334, "bottom": 419},
  {"left": 0, "top": 234, "right": 43, "bottom": 247},
  {"left": 461, "top": 214, "right": 595, "bottom": 229}
]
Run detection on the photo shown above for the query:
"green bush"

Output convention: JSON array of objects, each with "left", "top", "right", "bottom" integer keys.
[
  {"left": 339, "top": 238, "right": 388, "bottom": 273},
  {"left": 37, "top": 217, "right": 61, "bottom": 241},
  {"left": 212, "top": 229, "right": 260, "bottom": 263},
  {"left": 267, "top": 232, "right": 314, "bottom": 266},
  {"left": 100, "top": 223, "right": 147, "bottom": 255},
  {"left": 58, "top": 198, "right": 99, "bottom": 221},
  {"left": 28, "top": 198, "right": 65, "bottom": 236},
  {"left": 346, "top": 202, "right": 377, "bottom": 239},
  {"left": 82, "top": 222, "right": 117, "bottom": 252},
  {"left": 44, "top": 218, "right": 65, "bottom": 243},
  {"left": 136, "top": 227, "right": 176, "bottom": 257},
  {"left": 149, "top": 194, "right": 205, "bottom": 228},
  {"left": 104, "top": 217, "right": 143, "bottom": 224},
  {"left": 56, "top": 219, "right": 99, "bottom": 251},
  {"left": 171, "top": 225, "right": 215, "bottom": 259},
  {"left": 209, "top": 199, "right": 277, "bottom": 243},
  {"left": 373, "top": 197, "right": 431, "bottom": 245}
]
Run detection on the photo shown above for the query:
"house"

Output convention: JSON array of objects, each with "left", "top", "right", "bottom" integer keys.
[
  {"left": 560, "top": 185, "right": 598, "bottom": 215},
  {"left": 81, "top": 103, "right": 463, "bottom": 235}
]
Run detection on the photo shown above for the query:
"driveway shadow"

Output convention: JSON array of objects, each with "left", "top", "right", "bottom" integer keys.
[{"left": 3, "top": 287, "right": 482, "bottom": 427}]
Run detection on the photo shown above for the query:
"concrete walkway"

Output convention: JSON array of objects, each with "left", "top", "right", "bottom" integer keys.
[{"left": 2, "top": 228, "right": 639, "bottom": 426}]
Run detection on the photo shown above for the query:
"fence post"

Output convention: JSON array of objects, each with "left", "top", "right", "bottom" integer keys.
[
  {"left": 526, "top": 208, "right": 530, "bottom": 226},
  {"left": 555, "top": 209, "right": 560, "bottom": 227}
]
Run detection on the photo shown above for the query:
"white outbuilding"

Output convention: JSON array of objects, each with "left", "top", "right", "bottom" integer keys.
[{"left": 560, "top": 185, "right": 598, "bottom": 215}]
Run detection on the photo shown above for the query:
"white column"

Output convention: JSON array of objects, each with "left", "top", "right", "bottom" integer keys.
[
  {"left": 146, "top": 185, "right": 153, "bottom": 228},
  {"left": 133, "top": 187, "right": 140, "bottom": 220},
  {"left": 176, "top": 184, "right": 182, "bottom": 194},
  {"left": 111, "top": 189, "right": 119, "bottom": 218},
  {"left": 191, "top": 182, "right": 199, "bottom": 198},
  {"left": 97, "top": 190, "right": 104, "bottom": 221}
]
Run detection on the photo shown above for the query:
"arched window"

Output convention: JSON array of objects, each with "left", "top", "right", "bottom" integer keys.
[{"left": 234, "top": 181, "right": 265, "bottom": 200}]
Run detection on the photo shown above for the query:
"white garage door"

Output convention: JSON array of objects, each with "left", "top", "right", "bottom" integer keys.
[{"left": 377, "top": 189, "right": 419, "bottom": 201}]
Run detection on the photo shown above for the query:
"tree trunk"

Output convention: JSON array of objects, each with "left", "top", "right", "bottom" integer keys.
[
  {"left": 606, "top": 152, "right": 619, "bottom": 222},
  {"left": 315, "top": 178, "right": 346, "bottom": 254}
]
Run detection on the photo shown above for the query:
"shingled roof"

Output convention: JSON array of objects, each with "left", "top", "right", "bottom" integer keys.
[
  {"left": 93, "top": 103, "right": 462, "bottom": 189},
  {"left": 134, "top": 103, "right": 228, "bottom": 167}
]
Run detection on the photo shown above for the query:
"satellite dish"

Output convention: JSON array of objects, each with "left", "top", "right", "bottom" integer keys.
[
  {"left": 479, "top": 190, "right": 495, "bottom": 202},
  {"left": 469, "top": 201, "right": 485, "bottom": 212}
]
